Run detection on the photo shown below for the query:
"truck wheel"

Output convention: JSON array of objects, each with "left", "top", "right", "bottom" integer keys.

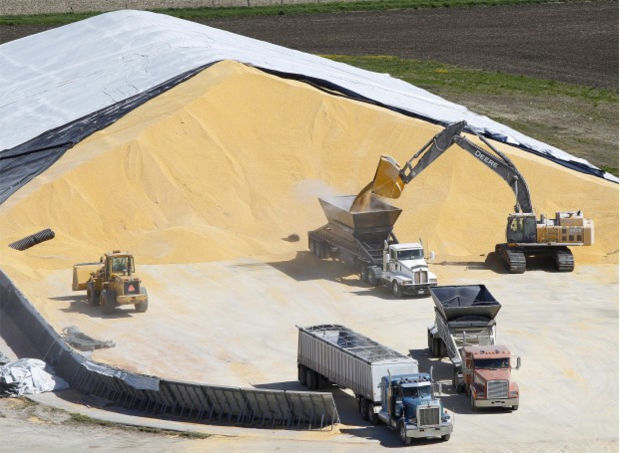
[
  {"left": 319, "top": 242, "right": 328, "bottom": 259},
  {"left": 86, "top": 282, "right": 98, "bottom": 306},
  {"left": 359, "top": 398, "right": 369, "bottom": 421},
  {"left": 399, "top": 420, "right": 412, "bottom": 446},
  {"left": 306, "top": 369, "right": 317, "bottom": 390},
  {"left": 367, "top": 402, "right": 379, "bottom": 425},
  {"left": 392, "top": 280, "right": 403, "bottom": 298},
  {"left": 298, "top": 365, "right": 307, "bottom": 386},
  {"left": 359, "top": 264, "right": 368, "bottom": 283},
  {"left": 431, "top": 338, "right": 440, "bottom": 357},
  {"left": 135, "top": 287, "right": 148, "bottom": 312},
  {"left": 439, "top": 340, "right": 447, "bottom": 357},
  {"left": 442, "top": 434, "right": 451, "bottom": 441},
  {"left": 101, "top": 289, "right": 115, "bottom": 314},
  {"left": 367, "top": 267, "right": 380, "bottom": 286},
  {"left": 511, "top": 404, "right": 519, "bottom": 411}
]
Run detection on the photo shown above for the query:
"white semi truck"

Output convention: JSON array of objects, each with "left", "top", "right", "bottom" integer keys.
[
  {"left": 297, "top": 324, "right": 452, "bottom": 445},
  {"left": 307, "top": 195, "right": 437, "bottom": 296}
]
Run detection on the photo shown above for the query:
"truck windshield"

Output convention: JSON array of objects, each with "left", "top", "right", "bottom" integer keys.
[
  {"left": 474, "top": 358, "right": 510, "bottom": 369},
  {"left": 397, "top": 249, "right": 423, "bottom": 260},
  {"left": 402, "top": 385, "right": 431, "bottom": 399}
]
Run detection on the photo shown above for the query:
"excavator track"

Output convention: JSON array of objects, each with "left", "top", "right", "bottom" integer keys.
[
  {"left": 554, "top": 246, "right": 575, "bottom": 272},
  {"left": 496, "top": 244, "right": 526, "bottom": 274}
]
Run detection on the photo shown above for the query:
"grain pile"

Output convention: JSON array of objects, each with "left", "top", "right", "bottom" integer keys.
[{"left": 0, "top": 60, "right": 616, "bottom": 280}]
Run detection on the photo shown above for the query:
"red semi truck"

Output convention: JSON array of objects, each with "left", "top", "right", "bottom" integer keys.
[{"left": 427, "top": 285, "right": 521, "bottom": 411}]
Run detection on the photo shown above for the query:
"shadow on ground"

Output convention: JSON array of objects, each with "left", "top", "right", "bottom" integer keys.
[
  {"left": 51, "top": 295, "right": 133, "bottom": 319},
  {"left": 268, "top": 251, "right": 432, "bottom": 301}
]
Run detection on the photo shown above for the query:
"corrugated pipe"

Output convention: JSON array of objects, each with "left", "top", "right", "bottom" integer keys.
[{"left": 8, "top": 228, "right": 55, "bottom": 251}]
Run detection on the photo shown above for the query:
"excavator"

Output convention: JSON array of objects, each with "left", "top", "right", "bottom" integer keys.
[{"left": 353, "top": 121, "right": 594, "bottom": 273}]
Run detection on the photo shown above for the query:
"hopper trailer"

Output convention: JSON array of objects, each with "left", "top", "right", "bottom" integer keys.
[
  {"left": 298, "top": 324, "right": 452, "bottom": 444},
  {"left": 307, "top": 195, "right": 437, "bottom": 296}
]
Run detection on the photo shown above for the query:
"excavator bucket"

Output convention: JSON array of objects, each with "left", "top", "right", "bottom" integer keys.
[{"left": 369, "top": 155, "right": 406, "bottom": 199}]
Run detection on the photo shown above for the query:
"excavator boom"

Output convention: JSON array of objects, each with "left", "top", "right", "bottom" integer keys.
[{"left": 368, "top": 121, "right": 533, "bottom": 213}]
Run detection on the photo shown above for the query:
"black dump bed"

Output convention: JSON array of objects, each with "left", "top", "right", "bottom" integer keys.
[
  {"left": 430, "top": 285, "right": 501, "bottom": 321},
  {"left": 319, "top": 195, "right": 402, "bottom": 231}
]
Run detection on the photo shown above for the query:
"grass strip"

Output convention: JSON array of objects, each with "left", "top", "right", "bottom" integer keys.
[
  {"left": 0, "top": 0, "right": 603, "bottom": 26},
  {"left": 325, "top": 55, "right": 618, "bottom": 175},
  {"left": 326, "top": 55, "right": 617, "bottom": 103}
]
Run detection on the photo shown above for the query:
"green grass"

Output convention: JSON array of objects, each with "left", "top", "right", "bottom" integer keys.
[
  {"left": 0, "top": 0, "right": 601, "bottom": 25},
  {"left": 326, "top": 55, "right": 619, "bottom": 175},
  {"left": 326, "top": 55, "right": 618, "bottom": 103}
]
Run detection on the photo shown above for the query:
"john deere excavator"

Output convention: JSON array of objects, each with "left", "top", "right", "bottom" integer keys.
[{"left": 355, "top": 121, "right": 594, "bottom": 273}]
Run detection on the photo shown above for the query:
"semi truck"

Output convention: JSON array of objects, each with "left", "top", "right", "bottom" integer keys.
[
  {"left": 427, "top": 285, "right": 520, "bottom": 411},
  {"left": 307, "top": 195, "right": 437, "bottom": 297},
  {"left": 297, "top": 324, "right": 452, "bottom": 445}
]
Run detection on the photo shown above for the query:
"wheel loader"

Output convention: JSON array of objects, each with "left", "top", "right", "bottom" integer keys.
[
  {"left": 355, "top": 121, "right": 594, "bottom": 273},
  {"left": 72, "top": 251, "right": 148, "bottom": 313}
]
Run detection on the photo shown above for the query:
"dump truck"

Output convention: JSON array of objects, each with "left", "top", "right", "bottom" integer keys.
[
  {"left": 298, "top": 324, "right": 452, "bottom": 444},
  {"left": 427, "top": 285, "right": 520, "bottom": 411},
  {"left": 72, "top": 251, "right": 148, "bottom": 313},
  {"left": 363, "top": 121, "right": 594, "bottom": 273},
  {"left": 307, "top": 195, "right": 437, "bottom": 296}
]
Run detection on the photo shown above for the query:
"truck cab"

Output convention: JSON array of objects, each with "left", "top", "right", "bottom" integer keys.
[
  {"left": 463, "top": 345, "right": 520, "bottom": 411},
  {"left": 382, "top": 243, "right": 437, "bottom": 296},
  {"left": 378, "top": 373, "right": 452, "bottom": 445}
]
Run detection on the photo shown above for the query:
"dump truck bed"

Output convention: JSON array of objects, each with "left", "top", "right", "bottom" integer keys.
[
  {"left": 430, "top": 285, "right": 501, "bottom": 321},
  {"left": 318, "top": 195, "right": 402, "bottom": 231}
]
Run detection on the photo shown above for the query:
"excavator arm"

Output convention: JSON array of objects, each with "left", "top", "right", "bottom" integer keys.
[{"left": 370, "top": 121, "right": 533, "bottom": 213}]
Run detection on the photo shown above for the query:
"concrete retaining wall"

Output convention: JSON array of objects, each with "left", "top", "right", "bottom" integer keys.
[
  {"left": 1, "top": 0, "right": 372, "bottom": 16},
  {"left": 0, "top": 269, "right": 339, "bottom": 428}
]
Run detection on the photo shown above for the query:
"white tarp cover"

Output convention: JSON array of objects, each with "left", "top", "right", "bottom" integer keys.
[
  {"left": 0, "top": 358, "right": 68, "bottom": 396},
  {"left": 0, "top": 10, "right": 615, "bottom": 182}
]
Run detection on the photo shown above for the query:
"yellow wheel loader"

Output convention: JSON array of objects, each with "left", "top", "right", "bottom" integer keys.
[{"left": 72, "top": 251, "right": 148, "bottom": 313}]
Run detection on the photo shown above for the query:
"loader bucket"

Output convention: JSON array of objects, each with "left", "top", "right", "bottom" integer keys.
[{"left": 369, "top": 155, "right": 406, "bottom": 199}]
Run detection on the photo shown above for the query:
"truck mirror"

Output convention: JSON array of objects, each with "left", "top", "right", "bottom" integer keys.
[
  {"left": 515, "top": 356, "right": 521, "bottom": 370},
  {"left": 429, "top": 251, "right": 436, "bottom": 261}
]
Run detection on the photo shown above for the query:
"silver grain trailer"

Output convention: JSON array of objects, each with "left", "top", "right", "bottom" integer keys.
[{"left": 298, "top": 324, "right": 452, "bottom": 444}]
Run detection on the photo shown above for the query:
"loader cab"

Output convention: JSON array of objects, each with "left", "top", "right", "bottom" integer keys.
[{"left": 105, "top": 252, "right": 135, "bottom": 278}]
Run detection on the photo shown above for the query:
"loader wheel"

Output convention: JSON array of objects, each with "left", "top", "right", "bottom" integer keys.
[
  {"left": 101, "top": 289, "right": 116, "bottom": 314},
  {"left": 392, "top": 280, "right": 403, "bottom": 298},
  {"left": 135, "top": 288, "right": 148, "bottom": 312},
  {"left": 86, "top": 282, "right": 98, "bottom": 306}
]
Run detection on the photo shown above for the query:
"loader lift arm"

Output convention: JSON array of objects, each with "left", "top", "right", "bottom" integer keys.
[{"left": 397, "top": 121, "right": 533, "bottom": 213}]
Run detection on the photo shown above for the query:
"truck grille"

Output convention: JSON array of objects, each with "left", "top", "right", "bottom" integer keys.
[
  {"left": 124, "top": 281, "right": 140, "bottom": 295},
  {"left": 414, "top": 271, "right": 428, "bottom": 284},
  {"left": 417, "top": 406, "right": 440, "bottom": 426},
  {"left": 487, "top": 380, "right": 508, "bottom": 398}
]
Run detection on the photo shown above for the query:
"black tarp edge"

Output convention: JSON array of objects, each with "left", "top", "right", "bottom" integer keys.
[{"left": 0, "top": 61, "right": 614, "bottom": 206}]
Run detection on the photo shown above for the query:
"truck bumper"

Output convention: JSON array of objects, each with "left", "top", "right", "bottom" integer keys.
[
  {"left": 402, "top": 283, "right": 437, "bottom": 296},
  {"left": 406, "top": 421, "right": 453, "bottom": 439},
  {"left": 474, "top": 397, "right": 518, "bottom": 408},
  {"left": 116, "top": 294, "right": 147, "bottom": 306}
]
